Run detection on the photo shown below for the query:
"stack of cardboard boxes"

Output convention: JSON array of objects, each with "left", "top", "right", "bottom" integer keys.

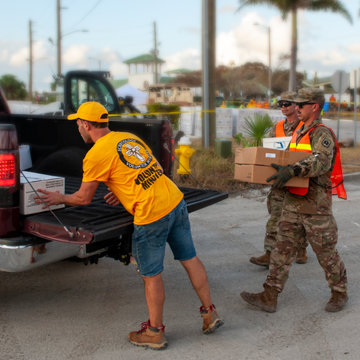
[{"left": 234, "top": 147, "right": 309, "bottom": 188}]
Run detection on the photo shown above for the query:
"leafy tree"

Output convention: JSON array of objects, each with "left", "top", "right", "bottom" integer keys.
[
  {"left": 173, "top": 71, "right": 202, "bottom": 87},
  {"left": 171, "top": 61, "right": 304, "bottom": 101},
  {"left": 0, "top": 74, "right": 27, "bottom": 100},
  {"left": 238, "top": 0, "right": 352, "bottom": 91}
]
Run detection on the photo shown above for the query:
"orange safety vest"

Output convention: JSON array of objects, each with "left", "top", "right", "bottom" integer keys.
[
  {"left": 287, "top": 124, "right": 347, "bottom": 199},
  {"left": 275, "top": 120, "right": 303, "bottom": 138}
]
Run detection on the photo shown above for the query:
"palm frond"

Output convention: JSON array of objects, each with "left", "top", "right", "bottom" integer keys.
[{"left": 242, "top": 113, "right": 275, "bottom": 147}]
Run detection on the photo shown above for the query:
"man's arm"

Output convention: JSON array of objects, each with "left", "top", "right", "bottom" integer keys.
[
  {"left": 36, "top": 181, "right": 99, "bottom": 207},
  {"left": 292, "top": 127, "right": 335, "bottom": 178}
]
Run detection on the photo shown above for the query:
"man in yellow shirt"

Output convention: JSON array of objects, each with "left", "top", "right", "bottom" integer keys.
[{"left": 36, "top": 101, "right": 223, "bottom": 350}]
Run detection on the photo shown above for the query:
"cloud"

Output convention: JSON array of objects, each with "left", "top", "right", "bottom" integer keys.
[
  {"left": 216, "top": 12, "right": 290, "bottom": 68},
  {"left": 218, "top": 3, "right": 237, "bottom": 14},
  {"left": 0, "top": 49, "right": 8, "bottom": 62},
  {"left": 160, "top": 12, "right": 291, "bottom": 73},
  {"left": 63, "top": 44, "right": 90, "bottom": 66},
  {"left": 10, "top": 47, "right": 28, "bottom": 67},
  {"left": 347, "top": 43, "right": 360, "bottom": 54},
  {"left": 110, "top": 62, "right": 128, "bottom": 78},
  {"left": 163, "top": 48, "right": 201, "bottom": 71},
  {"left": 301, "top": 49, "right": 347, "bottom": 66},
  {"left": 33, "top": 41, "right": 47, "bottom": 61},
  {"left": 98, "top": 47, "right": 122, "bottom": 63}
]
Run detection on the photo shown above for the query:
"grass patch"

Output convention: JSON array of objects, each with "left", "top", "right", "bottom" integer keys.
[
  {"left": 173, "top": 143, "right": 262, "bottom": 194},
  {"left": 172, "top": 140, "right": 360, "bottom": 194}
]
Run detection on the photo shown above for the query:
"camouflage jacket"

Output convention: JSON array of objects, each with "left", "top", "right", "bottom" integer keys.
[
  {"left": 284, "top": 118, "right": 336, "bottom": 215},
  {"left": 267, "top": 118, "right": 302, "bottom": 203},
  {"left": 267, "top": 118, "right": 301, "bottom": 138}
]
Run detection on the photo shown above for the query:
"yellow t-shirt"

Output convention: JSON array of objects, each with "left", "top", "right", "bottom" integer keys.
[{"left": 82, "top": 131, "right": 184, "bottom": 225}]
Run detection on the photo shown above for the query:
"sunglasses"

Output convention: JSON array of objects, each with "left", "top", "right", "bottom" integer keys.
[
  {"left": 278, "top": 101, "right": 293, "bottom": 108},
  {"left": 297, "top": 102, "right": 315, "bottom": 109}
]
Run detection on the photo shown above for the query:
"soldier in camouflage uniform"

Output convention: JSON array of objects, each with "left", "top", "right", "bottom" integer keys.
[
  {"left": 241, "top": 88, "right": 348, "bottom": 313},
  {"left": 250, "top": 91, "right": 308, "bottom": 267}
]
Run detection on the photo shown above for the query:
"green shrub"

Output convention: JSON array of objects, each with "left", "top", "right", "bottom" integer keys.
[
  {"left": 233, "top": 113, "right": 274, "bottom": 147},
  {"left": 147, "top": 103, "right": 180, "bottom": 130}
]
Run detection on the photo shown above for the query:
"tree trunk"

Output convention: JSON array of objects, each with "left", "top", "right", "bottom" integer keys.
[{"left": 288, "top": 8, "right": 297, "bottom": 91}]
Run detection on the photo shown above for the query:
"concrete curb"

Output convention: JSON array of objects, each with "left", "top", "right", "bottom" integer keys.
[{"left": 343, "top": 172, "right": 360, "bottom": 182}]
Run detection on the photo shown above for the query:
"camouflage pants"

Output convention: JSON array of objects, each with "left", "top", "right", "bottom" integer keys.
[
  {"left": 265, "top": 209, "right": 347, "bottom": 293},
  {"left": 264, "top": 189, "right": 308, "bottom": 251}
]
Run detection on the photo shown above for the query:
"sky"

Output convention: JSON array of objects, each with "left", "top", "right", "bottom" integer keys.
[{"left": 1, "top": 0, "right": 360, "bottom": 93}]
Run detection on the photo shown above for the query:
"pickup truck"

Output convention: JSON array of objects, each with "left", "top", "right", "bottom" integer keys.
[{"left": 0, "top": 70, "right": 227, "bottom": 272}]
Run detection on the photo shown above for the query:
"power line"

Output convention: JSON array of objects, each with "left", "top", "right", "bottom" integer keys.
[{"left": 66, "top": 0, "right": 103, "bottom": 31}]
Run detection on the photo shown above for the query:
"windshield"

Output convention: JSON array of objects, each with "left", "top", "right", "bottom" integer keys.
[{"left": 70, "top": 77, "right": 117, "bottom": 113}]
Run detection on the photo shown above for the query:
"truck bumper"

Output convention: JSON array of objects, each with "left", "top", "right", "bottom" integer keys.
[{"left": 0, "top": 236, "right": 82, "bottom": 272}]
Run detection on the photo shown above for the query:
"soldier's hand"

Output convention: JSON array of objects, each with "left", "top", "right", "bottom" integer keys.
[{"left": 266, "top": 163, "right": 295, "bottom": 189}]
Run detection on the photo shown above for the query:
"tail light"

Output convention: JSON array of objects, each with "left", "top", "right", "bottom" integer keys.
[
  {"left": 0, "top": 154, "right": 16, "bottom": 186},
  {"left": 0, "top": 124, "right": 20, "bottom": 237}
]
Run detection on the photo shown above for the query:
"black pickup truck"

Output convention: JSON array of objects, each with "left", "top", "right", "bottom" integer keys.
[{"left": 0, "top": 70, "right": 227, "bottom": 272}]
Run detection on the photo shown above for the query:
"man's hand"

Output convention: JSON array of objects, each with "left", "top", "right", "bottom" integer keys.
[
  {"left": 35, "top": 181, "right": 99, "bottom": 208},
  {"left": 104, "top": 189, "right": 120, "bottom": 206},
  {"left": 266, "top": 163, "right": 295, "bottom": 189},
  {"left": 35, "top": 189, "right": 63, "bottom": 208}
]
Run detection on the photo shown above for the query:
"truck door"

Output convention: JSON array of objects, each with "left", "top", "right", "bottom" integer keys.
[{"left": 63, "top": 71, "right": 120, "bottom": 116}]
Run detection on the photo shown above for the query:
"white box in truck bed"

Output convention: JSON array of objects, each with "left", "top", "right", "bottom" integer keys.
[{"left": 20, "top": 171, "right": 65, "bottom": 215}]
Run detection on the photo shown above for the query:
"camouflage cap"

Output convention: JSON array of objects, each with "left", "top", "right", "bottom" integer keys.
[
  {"left": 294, "top": 88, "right": 325, "bottom": 106},
  {"left": 279, "top": 91, "right": 297, "bottom": 102}
]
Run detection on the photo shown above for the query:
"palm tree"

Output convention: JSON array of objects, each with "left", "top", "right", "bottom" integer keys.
[{"left": 238, "top": 0, "right": 352, "bottom": 91}]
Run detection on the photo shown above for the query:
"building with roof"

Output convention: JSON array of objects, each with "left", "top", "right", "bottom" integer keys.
[{"left": 124, "top": 53, "right": 165, "bottom": 90}]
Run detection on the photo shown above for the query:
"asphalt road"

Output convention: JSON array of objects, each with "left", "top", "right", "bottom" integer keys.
[{"left": 1, "top": 174, "right": 360, "bottom": 360}]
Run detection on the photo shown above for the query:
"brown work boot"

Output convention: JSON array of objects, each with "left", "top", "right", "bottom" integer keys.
[
  {"left": 249, "top": 250, "right": 271, "bottom": 267},
  {"left": 296, "top": 247, "right": 308, "bottom": 264},
  {"left": 200, "top": 304, "right": 224, "bottom": 334},
  {"left": 240, "top": 284, "right": 278, "bottom": 313},
  {"left": 128, "top": 320, "right": 168, "bottom": 350},
  {"left": 325, "top": 291, "right": 348, "bottom": 312}
]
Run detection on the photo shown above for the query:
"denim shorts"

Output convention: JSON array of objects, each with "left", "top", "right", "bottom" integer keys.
[{"left": 132, "top": 199, "right": 196, "bottom": 276}]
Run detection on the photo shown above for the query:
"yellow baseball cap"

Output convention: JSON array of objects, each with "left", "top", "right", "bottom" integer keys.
[{"left": 67, "top": 101, "right": 109, "bottom": 123}]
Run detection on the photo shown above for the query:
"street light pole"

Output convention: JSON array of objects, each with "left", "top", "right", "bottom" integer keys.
[
  {"left": 54, "top": 0, "right": 87, "bottom": 79},
  {"left": 267, "top": 26, "right": 272, "bottom": 106},
  {"left": 57, "top": 0, "right": 61, "bottom": 79},
  {"left": 28, "top": 20, "right": 33, "bottom": 101},
  {"left": 254, "top": 23, "right": 272, "bottom": 105}
]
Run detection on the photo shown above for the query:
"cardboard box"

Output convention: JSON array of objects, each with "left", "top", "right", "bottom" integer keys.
[
  {"left": 234, "top": 147, "right": 309, "bottom": 187},
  {"left": 20, "top": 171, "right": 65, "bottom": 215},
  {"left": 262, "top": 136, "right": 291, "bottom": 150},
  {"left": 235, "top": 147, "right": 309, "bottom": 166},
  {"left": 234, "top": 164, "right": 309, "bottom": 187}
]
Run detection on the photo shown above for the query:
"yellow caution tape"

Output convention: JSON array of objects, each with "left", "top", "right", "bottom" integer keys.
[{"left": 108, "top": 109, "right": 216, "bottom": 118}]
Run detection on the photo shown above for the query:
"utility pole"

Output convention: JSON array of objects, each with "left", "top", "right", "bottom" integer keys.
[
  {"left": 56, "top": 0, "right": 62, "bottom": 79},
  {"left": 28, "top": 20, "right": 33, "bottom": 101},
  {"left": 267, "top": 26, "right": 272, "bottom": 106},
  {"left": 153, "top": 21, "right": 158, "bottom": 84},
  {"left": 202, "top": 0, "right": 216, "bottom": 148},
  {"left": 288, "top": 10, "right": 297, "bottom": 91}
]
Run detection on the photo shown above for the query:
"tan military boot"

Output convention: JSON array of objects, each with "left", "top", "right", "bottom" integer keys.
[
  {"left": 249, "top": 250, "right": 271, "bottom": 267},
  {"left": 325, "top": 291, "right": 348, "bottom": 312},
  {"left": 296, "top": 247, "right": 308, "bottom": 264},
  {"left": 128, "top": 320, "right": 168, "bottom": 350},
  {"left": 200, "top": 304, "right": 224, "bottom": 334},
  {"left": 240, "top": 284, "right": 278, "bottom": 313}
]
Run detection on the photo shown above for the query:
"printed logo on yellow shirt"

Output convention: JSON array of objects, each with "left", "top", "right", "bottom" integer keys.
[{"left": 117, "top": 138, "right": 153, "bottom": 169}]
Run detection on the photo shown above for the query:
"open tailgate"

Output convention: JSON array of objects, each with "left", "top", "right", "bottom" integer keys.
[{"left": 23, "top": 177, "right": 228, "bottom": 244}]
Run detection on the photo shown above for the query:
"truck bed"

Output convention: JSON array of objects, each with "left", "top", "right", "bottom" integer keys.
[{"left": 23, "top": 177, "right": 228, "bottom": 245}]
